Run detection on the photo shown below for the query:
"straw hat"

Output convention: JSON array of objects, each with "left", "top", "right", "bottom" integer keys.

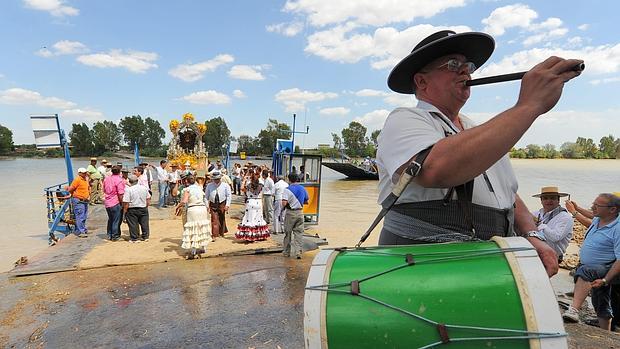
[
  {"left": 532, "top": 186, "right": 569, "bottom": 198},
  {"left": 210, "top": 170, "right": 222, "bottom": 179}
]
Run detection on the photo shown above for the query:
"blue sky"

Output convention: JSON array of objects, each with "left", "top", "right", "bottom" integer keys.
[{"left": 1, "top": 0, "right": 619, "bottom": 149}]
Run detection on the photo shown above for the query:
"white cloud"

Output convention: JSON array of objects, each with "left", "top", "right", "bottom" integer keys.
[
  {"left": 77, "top": 49, "right": 158, "bottom": 73},
  {"left": 383, "top": 93, "right": 416, "bottom": 106},
  {"left": 589, "top": 76, "right": 620, "bottom": 85},
  {"left": 36, "top": 40, "right": 88, "bottom": 57},
  {"left": 476, "top": 43, "right": 620, "bottom": 78},
  {"left": 522, "top": 18, "right": 568, "bottom": 46},
  {"left": 266, "top": 21, "right": 304, "bottom": 36},
  {"left": 353, "top": 109, "right": 390, "bottom": 130},
  {"left": 283, "top": 0, "right": 466, "bottom": 27},
  {"left": 354, "top": 88, "right": 389, "bottom": 97},
  {"left": 319, "top": 107, "right": 350, "bottom": 116},
  {"left": 24, "top": 0, "right": 79, "bottom": 17},
  {"left": 275, "top": 88, "right": 338, "bottom": 112},
  {"left": 168, "top": 54, "right": 234, "bottom": 82},
  {"left": 578, "top": 24, "right": 589, "bottom": 31},
  {"left": 233, "top": 89, "right": 246, "bottom": 98},
  {"left": 482, "top": 4, "right": 538, "bottom": 36},
  {"left": 227, "top": 65, "right": 268, "bottom": 80},
  {"left": 179, "top": 90, "right": 231, "bottom": 105},
  {"left": 0, "top": 87, "right": 76, "bottom": 109},
  {"left": 306, "top": 23, "right": 471, "bottom": 68},
  {"left": 62, "top": 108, "right": 104, "bottom": 121}
]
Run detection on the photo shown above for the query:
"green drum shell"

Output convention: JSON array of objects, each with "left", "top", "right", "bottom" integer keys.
[{"left": 328, "top": 242, "right": 526, "bottom": 348}]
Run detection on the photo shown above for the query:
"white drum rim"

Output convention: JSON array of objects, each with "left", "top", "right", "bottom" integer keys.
[
  {"left": 491, "top": 236, "right": 568, "bottom": 349},
  {"left": 304, "top": 249, "right": 338, "bottom": 349}
]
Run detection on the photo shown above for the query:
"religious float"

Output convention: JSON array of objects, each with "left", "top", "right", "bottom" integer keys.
[{"left": 167, "top": 112, "right": 208, "bottom": 170}]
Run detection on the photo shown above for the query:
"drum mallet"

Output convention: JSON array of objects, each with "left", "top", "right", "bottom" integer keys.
[{"left": 356, "top": 161, "right": 423, "bottom": 247}]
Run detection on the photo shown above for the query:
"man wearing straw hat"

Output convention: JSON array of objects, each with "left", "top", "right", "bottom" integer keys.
[
  {"left": 531, "top": 186, "right": 573, "bottom": 262},
  {"left": 376, "top": 29, "right": 583, "bottom": 277}
]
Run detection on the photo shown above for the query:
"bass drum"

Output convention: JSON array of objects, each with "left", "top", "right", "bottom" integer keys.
[{"left": 304, "top": 236, "right": 567, "bottom": 349}]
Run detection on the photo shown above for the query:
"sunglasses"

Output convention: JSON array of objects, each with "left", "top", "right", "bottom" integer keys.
[{"left": 434, "top": 59, "right": 477, "bottom": 74}]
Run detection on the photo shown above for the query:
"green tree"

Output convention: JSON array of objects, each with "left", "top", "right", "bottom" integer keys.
[
  {"left": 237, "top": 134, "right": 258, "bottom": 155},
  {"left": 509, "top": 147, "right": 527, "bottom": 158},
  {"left": 119, "top": 115, "right": 146, "bottom": 149},
  {"left": 370, "top": 129, "right": 381, "bottom": 148},
  {"left": 203, "top": 117, "right": 231, "bottom": 157},
  {"left": 256, "top": 119, "right": 290, "bottom": 155},
  {"left": 575, "top": 137, "right": 598, "bottom": 158},
  {"left": 341, "top": 121, "right": 367, "bottom": 157},
  {"left": 599, "top": 135, "right": 617, "bottom": 159},
  {"left": 331, "top": 132, "right": 342, "bottom": 150},
  {"left": 143, "top": 117, "right": 165, "bottom": 150},
  {"left": 525, "top": 144, "right": 545, "bottom": 158},
  {"left": 560, "top": 142, "right": 584, "bottom": 159},
  {"left": 542, "top": 144, "right": 559, "bottom": 159},
  {"left": 92, "top": 120, "right": 122, "bottom": 155},
  {"left": 69, "top": 123, "right": 94, "bottom": 156},
  {"left": 0, "top": 124, "right": 14, "bottom": 154}
]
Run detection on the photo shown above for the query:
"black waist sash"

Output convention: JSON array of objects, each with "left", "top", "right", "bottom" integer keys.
[{"left": 390, "top": 200, "right": 514, "bottom": 241}]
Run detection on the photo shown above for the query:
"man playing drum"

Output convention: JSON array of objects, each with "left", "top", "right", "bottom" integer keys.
[{"left": 376, "top": 30, "right": 583, "bottom": 277}]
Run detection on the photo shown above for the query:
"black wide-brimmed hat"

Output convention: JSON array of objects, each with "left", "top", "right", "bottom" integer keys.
[{"left": 387, "top": 30, "right": 495, "bottom": 94}]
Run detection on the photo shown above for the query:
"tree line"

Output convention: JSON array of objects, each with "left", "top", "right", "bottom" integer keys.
[
  {"left": 510, "top": 135, "right": 620, "bottom": 159},
  {"left": 0, "top": 117, "right": 293, "bottom": 158}
]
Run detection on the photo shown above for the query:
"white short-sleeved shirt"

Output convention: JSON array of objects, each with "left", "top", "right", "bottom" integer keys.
[
  {"left": 376, "top": 100, "right": 518, "bottom": 209},
  {"left": 123, "top": 184, "right": 151, "bottom": 208}
]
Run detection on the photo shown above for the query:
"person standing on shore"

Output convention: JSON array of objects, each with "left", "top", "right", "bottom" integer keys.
[
  {"left": 103, "top": 166, "right": 125, "bottom": 241},
  {"left": 87, "top": 157, "right": 103, "bottom": 205},
  {"left": 236, "top": 172, "right": 270, "bottom": 242},
  {"left": 375, "top": 30, "right": 582, "bottom": 276},
  {"left": 562, "top": 193, "right": 620, "bottom": 330},
  {"left": 156, "top": 159, "right": 169, "bottom": 208},
  {"left": 122, "top": 175, "right": 151, "bottom": 243},
  {"left": 98, "top": 159, "right": 108, "bottom": 178},
  {"left": 205, "top": 170, "right": 231, "bottom": 241},
  {"left": 232, "top": 163, "right": 242, "bottom": 195},
  {"left": 261, "top": 170, "right": 275, "bottom": 225},
  {"left": 67, "top": 167, "right": 90, "bottom": 238},
  {"left": 176, "top": 175, "right": 211, "bottom": 259},
  {"left": 281, "top": 173, "right": 308, "bottom": 259},
  {"left": 272, "top": 175, "right": 289, "bottom": 235},
  {"left": 168, "top": 164, "right": 181, "bottom": 205},
  {"left": 531, "top": 186, "right": 573, "bottom": 262}
]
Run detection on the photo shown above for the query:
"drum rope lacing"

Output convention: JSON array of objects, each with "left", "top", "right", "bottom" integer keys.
[{"left": 305, "top": 247, "right": 568, "bottom": 348}]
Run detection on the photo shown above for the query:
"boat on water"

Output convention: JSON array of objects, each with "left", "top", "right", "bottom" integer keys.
[{"left": 322, "top": 161, "right": 378, "bottom": 180}]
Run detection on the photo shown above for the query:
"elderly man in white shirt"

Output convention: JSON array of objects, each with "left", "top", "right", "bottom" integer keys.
[
  {"left": 530, "top": 186, "right": 574, "bottom": 262},
  {"left": 261, "top": 170, "right": 275, "bottom": 225},
  {"left": 123, "top": 175, "right": 151, "bottom": 243},
  {"left": 155, "top": 159, "right": 169, "bottom": 208},
  {"left": 272, "top": 175, "right": 289, "bottom": 234},
  {"left": 205, "top": 170, "right": 232, "bottom": 240}
]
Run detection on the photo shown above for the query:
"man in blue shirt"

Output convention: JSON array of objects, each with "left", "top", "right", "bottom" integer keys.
[
  {"left": 281, "top": 173, "right": 309, "bottom": 259},
  {"left": 563, "top": 193, "right": 620, "bottom": 330}
]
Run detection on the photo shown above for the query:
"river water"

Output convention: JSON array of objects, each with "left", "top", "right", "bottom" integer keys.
[{"left": 1, "top": 157, "right": 618, "bottom": 272}]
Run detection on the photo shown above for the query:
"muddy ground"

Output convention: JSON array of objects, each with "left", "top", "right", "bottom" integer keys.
[{"left": 2, "top": 252, "right": 620, "bottom": 349}]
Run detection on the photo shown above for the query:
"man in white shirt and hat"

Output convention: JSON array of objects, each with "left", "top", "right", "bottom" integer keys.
[
  {"left": 205, "top": 170, "right": 232, "bottom": 240},
  {"left": 375, "top": 29, "right": 583, "bottom": 277},
  {"left": 530, "top": 186, "right": 574, "bottom": 262}
]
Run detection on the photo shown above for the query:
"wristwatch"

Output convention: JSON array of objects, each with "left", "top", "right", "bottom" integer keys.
[
  {"left": 602, "top": 278, "right": 608, "bottom": 286},
  {"left": 525, "top": 230, "right": 546, "bottom": 241}
]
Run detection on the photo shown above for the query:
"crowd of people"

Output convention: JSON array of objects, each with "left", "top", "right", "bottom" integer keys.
[{"left": 66, "top": 157, "right": 310, "bottom": 261}]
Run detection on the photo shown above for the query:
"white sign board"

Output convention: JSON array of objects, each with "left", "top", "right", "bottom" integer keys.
[
  {"left": 31, "top": 115, "right": 61, "bottom": 148},
  {"left": 229, "top": 141, "right": 239, "bottom": 154}
]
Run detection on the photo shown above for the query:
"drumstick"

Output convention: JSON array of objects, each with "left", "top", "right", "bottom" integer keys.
[{"left": 465, "top": 63, "right": 585, "bottom": 87}]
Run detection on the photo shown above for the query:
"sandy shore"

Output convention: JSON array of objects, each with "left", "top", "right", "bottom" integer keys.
[{"left": 78, "top": 201, "right": 280, "bottom": 269}]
